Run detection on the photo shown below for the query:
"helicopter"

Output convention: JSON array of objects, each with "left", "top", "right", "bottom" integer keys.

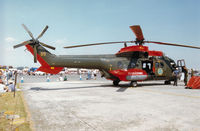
[{"left": 13, "top": 24, "right": 200, "bottom": 87}]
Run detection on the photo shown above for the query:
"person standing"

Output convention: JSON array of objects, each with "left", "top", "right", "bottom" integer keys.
[
  {"left": 93, "top": 70, "right": 97, "bottom": 80},
  {"left": 173, "top": 68, "right": 180, "bottom": 86},
  {"left": 5, "top": 70, "right": 9, "bottom": 85},
  {"left": 64, "top": 76, "right": 67, "bottom": 81},
  {"left": 87, "top": 70, "right": 91, "bottom": 80},
  {"left": 191, "top": 68, "right": 194, "bottom": 77},
  {"left": 182, "top": 66, "right": 188, "bottom": 86},
  {"left": 0, "top": 70, "right": 3, "bottom": 80},
  {"left": 78, "top": 69, "right": 82, "bottom": 80},
  {"left": 8, "top": 80, "right": 15, "bottom": 92}
]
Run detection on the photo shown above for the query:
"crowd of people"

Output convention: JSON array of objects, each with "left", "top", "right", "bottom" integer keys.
[
  {"left": 1, "top": 67, "right": 198, "bottom": 89},
  {"left": 0, "top": 68, "right": 100, "bottom": 86},
  {"left": 172, "top": 67, "right": 198, "bottom": 86},
  {"left": 59, "top": 69, "right": 98, "bottom": 81},
  {"left": 0, "top": 69, "right": 16, "bottom": 93}
]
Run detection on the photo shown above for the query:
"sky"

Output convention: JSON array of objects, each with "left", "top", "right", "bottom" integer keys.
[{"left": 0, "top": 0, "right": 200, "bottom": 69}]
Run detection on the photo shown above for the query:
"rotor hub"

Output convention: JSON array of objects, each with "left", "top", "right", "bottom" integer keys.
[
  {"left": 135, "top": 39, "right": 144, "bottom": 45},
  {"left": 13, "top": 24, "right": 56, "bottom": 63}
]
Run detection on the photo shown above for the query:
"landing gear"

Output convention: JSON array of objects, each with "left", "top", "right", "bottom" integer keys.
[
  {"left": 130, "top": 81, "right": 137, "bottom": 87},
  {"left": 113, "top": 80, "right": 120, "bottom": 86},
  {"left": 164, "top": 80, "right": 171, "bottom": 85}
]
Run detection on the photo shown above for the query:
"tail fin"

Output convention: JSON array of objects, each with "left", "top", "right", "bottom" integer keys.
[{"left": 25, "top": 44, "right": 63, "bottom": 74}]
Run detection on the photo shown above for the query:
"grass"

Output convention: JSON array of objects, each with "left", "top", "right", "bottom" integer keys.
[{"left": 0, "top": 91, "right": 32, "bottom": 131}]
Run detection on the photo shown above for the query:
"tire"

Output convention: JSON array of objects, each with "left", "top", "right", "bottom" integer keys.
[
  {"left": 164, "top": 81, "right": 171, "bottom": 85},
  {"left": 113, "top": 80, "right": 120, "bottom": 86},
  {"left": 130, "top": 81, "right": 137, "bottom": 87}
]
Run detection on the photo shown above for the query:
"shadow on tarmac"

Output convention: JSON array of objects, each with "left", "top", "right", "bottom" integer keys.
[
  {"left": 29, "top": 82, "right": 165, "bottom": 92},
  {"left": 30, "top": 84, "right": 111, "bottom": 91},
  {"left": 116, "top": 82, "right": 165, "bottom": 92}
]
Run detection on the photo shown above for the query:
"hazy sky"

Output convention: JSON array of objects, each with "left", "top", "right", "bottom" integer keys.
[{"left": 0, "top": 0, "right": 200, "bottom": 69}]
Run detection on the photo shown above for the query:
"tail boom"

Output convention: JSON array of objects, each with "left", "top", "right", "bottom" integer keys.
[{"left": 26, "top": 44, "right": 64, "bottom": 74}]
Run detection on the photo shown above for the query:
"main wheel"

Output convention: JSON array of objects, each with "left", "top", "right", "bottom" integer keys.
[
  {"left": 164, "top": 80, "right": 171, "bottom": 85},
  {"left": 113, "top": 80, "right": 120, "bottom": 86},
  {"left": 130, "top": 81, "right": 137, "bottom": 87}
]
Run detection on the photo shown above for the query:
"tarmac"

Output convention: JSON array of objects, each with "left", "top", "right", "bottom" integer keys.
[{"left": 21, "top": 77, "right": 200, "bottom": 131}]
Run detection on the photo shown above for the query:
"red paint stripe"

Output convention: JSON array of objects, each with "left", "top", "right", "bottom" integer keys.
[{"left": 109, "top": 69, "right": 147, "bottom": 81}]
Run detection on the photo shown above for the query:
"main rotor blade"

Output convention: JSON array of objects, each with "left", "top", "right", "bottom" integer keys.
[
  {"left": 22, "top": 24, "right": 35, "bottom": 41},
  {"left": 130, "top": 25, "right": 144, "bottom": 41},
  {"left": 63, "top": 41, "right": 135, "bottom": 49},
  {"left": 40, "top": 42, "right": 56, "bottom": 50},
  {"left": 36, "top": 25, "right": 49, "bottom": 40},
  {"left": 13, "top": 41, "right": 32, "bottom": 49},
  {"left": 145, "top": 41, "right": 200, "bottom": 49},
  {"left": 33, "top": 45, "right": 37, "bottom": 63}
]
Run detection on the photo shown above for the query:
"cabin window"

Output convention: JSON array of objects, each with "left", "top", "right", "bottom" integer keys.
[
  {"left": 155, "top": 62, "right": 159, "bottom": 68},
  {"left": 147, "top": 63, "right": 151, "bottom": 69},
  {"left": 170, "top": 62, "right": 176, "bottom": 68},
  {"left": 142, "top": 63, "right": 146, "bottom": 68},
  {"left": 160, "top": 62, "right": 164, "bottom": 68},
  {"left": 155, "top": 62, "right": 164, "bottom": 68},
  {"left": 142, "top": 61, "right": 153, "bottom": 74},
  {"left": 142, "top": 63, "right": 151, "bottom": 70}
]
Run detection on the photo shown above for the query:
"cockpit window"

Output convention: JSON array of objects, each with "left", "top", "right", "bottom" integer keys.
[
  {"left": 117, "top": 61, "right": 123, "bottom": 69},
  {"left": 128, "top": 59, "right": 137, "bottom": 69}
]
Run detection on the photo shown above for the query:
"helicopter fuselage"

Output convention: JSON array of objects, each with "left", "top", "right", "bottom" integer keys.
[
  {"left": 26, "top": 44, "right": 176, "bottom": 83},
  {"left": 14, "top": 24, "right": 197, "bottom": 86}
]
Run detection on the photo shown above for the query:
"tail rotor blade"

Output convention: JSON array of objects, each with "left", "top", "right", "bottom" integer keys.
[
  {"left": 13, "top": 41, "right": 31, "bottom": 49},
  {"left": 130, "top": 25, "right": 144, "bottom": 41},
  {"left": 36, "top": 25, "right": 49, "bottom": 40},
  {"left": 40, "top": 42, "right": 56, "bottom": 50},
  {"left": 145, "top": 41, "right": 200, "bottom": 49},
  {"left": 33, "top": 45, "right": 37, "bottom": 63},
  {"left": 22, "top": 24, "right": 35, "bottom": 41}
]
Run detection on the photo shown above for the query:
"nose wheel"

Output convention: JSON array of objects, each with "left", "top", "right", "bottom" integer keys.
[
  {"left": 130, "top": 81, "right": 138, "bottom": 87},
  {"left": 113, "top": 80, "right": 120, "bottom": 86}
]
